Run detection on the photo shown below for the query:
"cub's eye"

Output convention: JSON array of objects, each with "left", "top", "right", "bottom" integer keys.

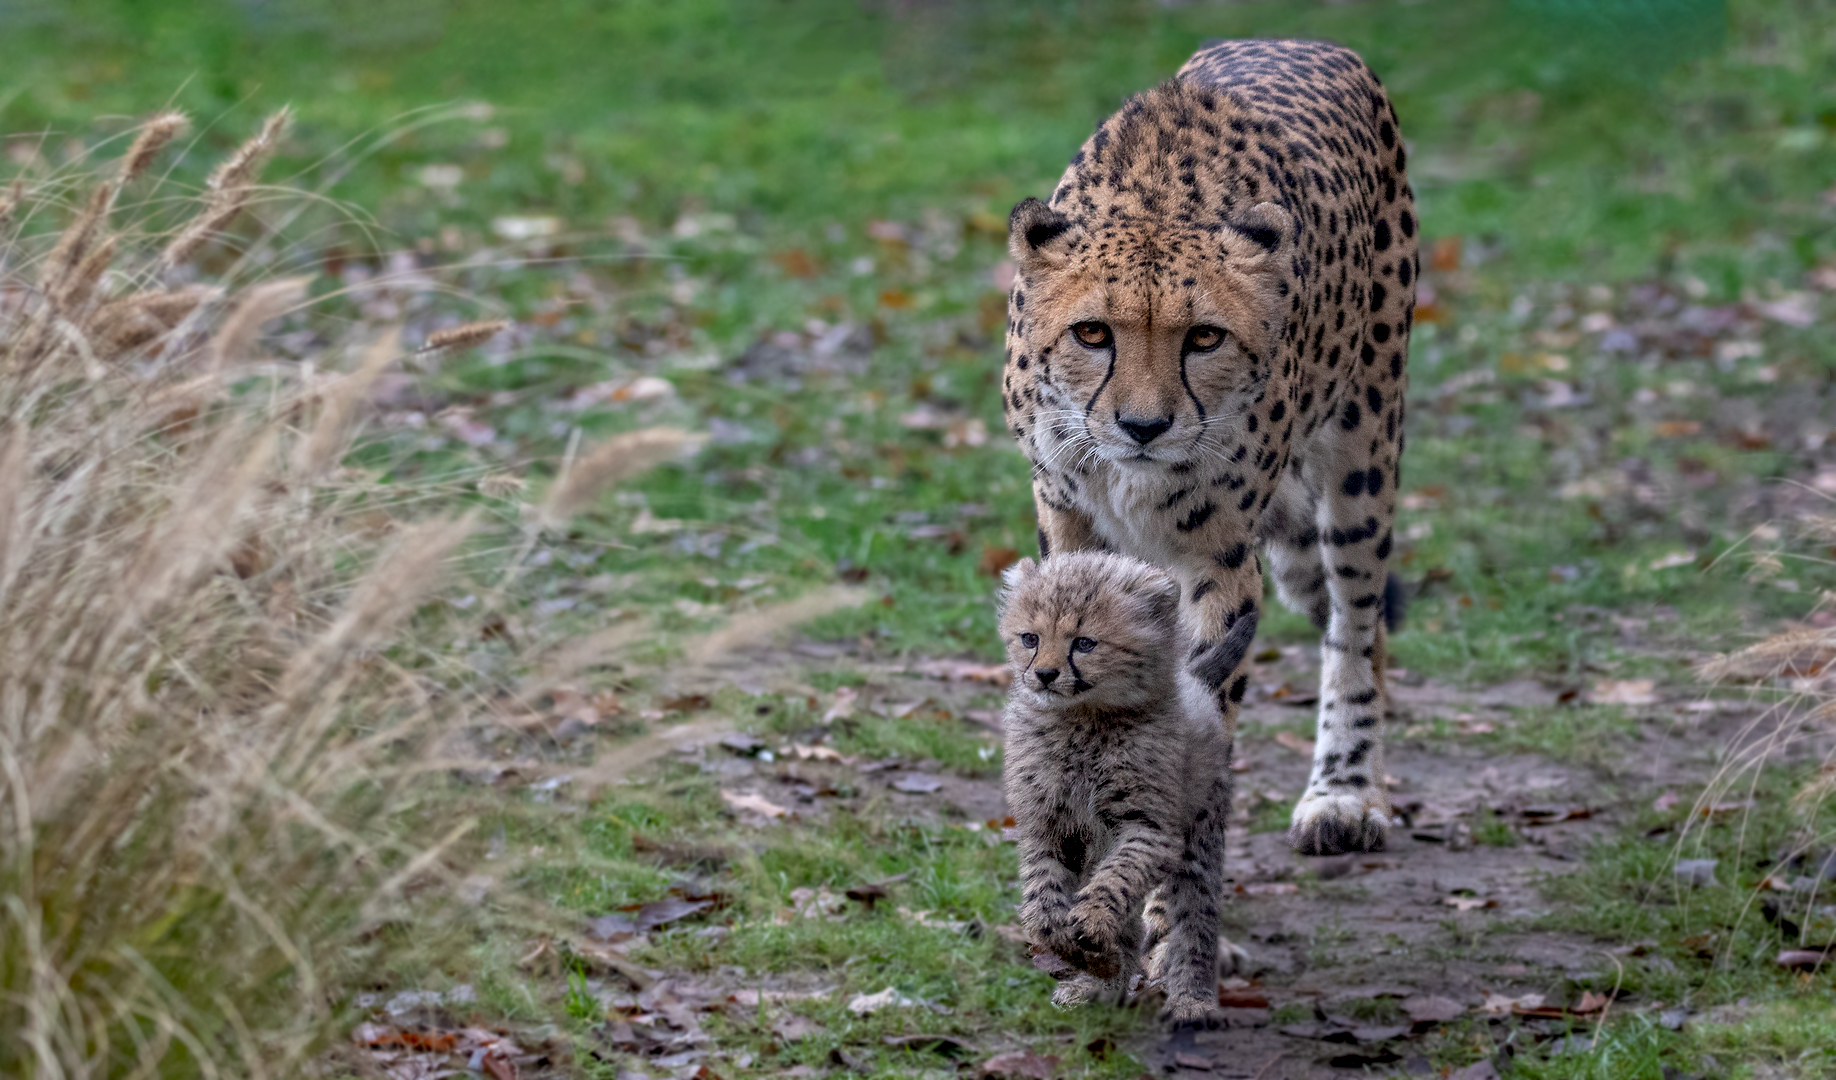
[
  {"left": 1185, "top": 325, "right": 1225, "bottom": 352},
  {"left": 1019, "top": 632, "right": 1040, "bottom": 649},
  {"left": 1071, "top": 321, "right": 1113, "bottom": 348},
  {"left": 1072, "top": 637, "right": 1098, "bottom": 653}
]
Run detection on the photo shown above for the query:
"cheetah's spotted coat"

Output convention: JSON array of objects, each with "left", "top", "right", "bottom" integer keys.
[{"left": 1002, "top": 38, "right": 1415, "bottom": 860}]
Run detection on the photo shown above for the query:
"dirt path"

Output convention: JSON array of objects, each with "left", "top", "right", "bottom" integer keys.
[{"left": 631, "top": 632, "right": 1763, "bottom": 1078}]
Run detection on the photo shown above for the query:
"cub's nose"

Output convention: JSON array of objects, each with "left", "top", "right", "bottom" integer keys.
[
  {"left": 1033, "top": 668, "right": 1059, "bottom": 688},
  {"left": 1116, "top": 413, "right": 1173, "bottom": 445}
]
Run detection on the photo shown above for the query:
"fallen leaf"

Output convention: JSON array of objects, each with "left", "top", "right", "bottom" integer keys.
[
  {"left": 1444, "top": 895, "right": 1496, "bottom": 911},
  {"left": 771, "top": 1015, "right": 825, "bottom": 1042},
  {"left": 1572, "top": 991, "right": 1612, "bottom": 1014},
  {"left": 1649, "top": 551, "right": 1697, "bottom": 571},
  {"left": 1591, "top": 678, "right": 1658, "bottom": 705},
  {"left": 1217, "top": 986, "right": 1270, "bottom": 1008},
  {"left": 848, "top": 986, "right": 918, "bottom": 1016},
  {"left": 1448, "top": 1062, "right": 1500, "bottom": 1080},
  {"left": 821, "top": 686, "right": 858, "bottom": 723},
  {"left": 1238, "top": 882, "right": 1300, "bottom": 896},
  {"left": 980, "top": 1049, "right": 1060, "bottom": 1079},
  {"left": 1653, "top": 791, "right": 1680, "bottom": 812},
  {"left": 1400, "top": 995, "right": 1465, "bottom": 1024},
  {"left": 789, "top": 743, "right": 845, "bottom": 762},
  {"left": 1675, "top": 858, "right": 1720, "bottom": 887},
  {"left": 661, "top": 693, "right": 712, "bottom": 713},
  {"left": 1653, "top": 420, "right": 1703, "bottom": 438},
  {"left": 1275, "top": 731, "right": 1316, "bottom": 755},
  {"left": 845, "top": 872, "right": 909, "bottom": 910},
  {"left": 1777, "top": 949, "right": 1832, "bottom": 971},
  {"left": 911, "top": 659, "right": 1012, "bottom": 686},
  {"left": 979, "top": 545, "right": 1021, "bottom": 577},
  {"left": 720, "top": 789, "right": 789, "bottom": 820},
  {"left": 1519, "top": 805, "right": 1592, "bottom": 825},
  {"left": 1481, "top": 992, "right": 1544, "bottom": 1015},
  {"left": 891, "top": 772, "right": 944, "bottom": 794}
]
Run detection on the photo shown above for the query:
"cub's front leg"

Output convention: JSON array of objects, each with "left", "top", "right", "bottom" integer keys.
[
  {"left": 1011, "top": 801, "right": 1088, "bottom": 964},
  {"left": 1065, "top": 775, "right": 1184, "bottom": 980}
]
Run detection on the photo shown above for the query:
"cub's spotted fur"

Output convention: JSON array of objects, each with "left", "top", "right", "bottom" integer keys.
[
  {"left": 1003, "top": 38, "right": 1415, "bottom": 856},
  {"left": 999, "top": 552, "right": 1256, "bottom": 1029}
]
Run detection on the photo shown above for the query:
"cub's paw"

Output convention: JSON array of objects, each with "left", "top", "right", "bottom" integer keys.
[
  {"left": 1188, "top": 612, "right": 1259, "bottom": 691},
  {"left": 1050, "top": 972, "right": 1103, "bottom": 1010},
  {"left": 1066, "top": 903, "right": 1123, "bottom": 979},
  {"left": 1051, "top": 971, "right": 1133, "bottom": 1010},
  {"left": 1158, "top": 994, "right": 1224, "bottom": 1032},
  {"left": 1289, "top": 792, "right": 1390, "bottom": 855}
]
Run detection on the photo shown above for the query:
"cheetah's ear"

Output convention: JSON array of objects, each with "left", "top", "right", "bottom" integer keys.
[
  {"left": 1226, "top": 201, "right": 1295, "bottom": 269},
  {"left": 1008, "top": 198, "right": 1081, "bottom": 274}
]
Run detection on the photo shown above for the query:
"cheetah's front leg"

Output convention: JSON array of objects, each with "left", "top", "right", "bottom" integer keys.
[{"left": 1290, "top": 454, "right": 1396, "bottom": 855}]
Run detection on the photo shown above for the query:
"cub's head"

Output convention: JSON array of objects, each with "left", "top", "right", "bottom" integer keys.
[
  {"left": 997, "top": 552, "right": 1180, "bottom": 711},
  {"left": 1005, "top": 79, "right": 1295, "bottom": 472}
]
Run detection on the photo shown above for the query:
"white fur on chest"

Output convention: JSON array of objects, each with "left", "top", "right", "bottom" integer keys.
[{"left": 1080, "top": 464, "right": 1186, "bottom": 567}]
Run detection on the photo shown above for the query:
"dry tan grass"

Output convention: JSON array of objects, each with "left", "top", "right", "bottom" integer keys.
[{"left": 0, "top": 108, "right": 684, "bottom": 1080}]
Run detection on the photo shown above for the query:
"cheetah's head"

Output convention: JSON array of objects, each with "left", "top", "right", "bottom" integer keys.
[
  {"left": 1006, "top": 195, "right": 1294, "bottom": 472},
  {"left": 996, "top": 552, "right": 1180, "bottom": 712}
]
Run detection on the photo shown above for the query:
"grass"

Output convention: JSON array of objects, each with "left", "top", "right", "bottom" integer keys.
[{"left": 5, "top": 1, "right": 1836, "bottom": 1076}]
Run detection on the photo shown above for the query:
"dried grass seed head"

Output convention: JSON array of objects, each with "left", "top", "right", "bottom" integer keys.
[
  {"left": 118, "top": 112, "right": 190, "bottom": 186},
  {"left": 421, "top": 319, "right": 509, "bottom": 354}
]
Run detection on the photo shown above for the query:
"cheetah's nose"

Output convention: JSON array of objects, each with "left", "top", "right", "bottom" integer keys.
[
  {"left": 1116, "top": 413, "right": 1173, "bottom": 445},
  {"left": 1033, "top": 668, "right": 1059, "bottom": 688}
]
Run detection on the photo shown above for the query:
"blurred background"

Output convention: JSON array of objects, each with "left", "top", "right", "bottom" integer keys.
[{"left": 4, "top": 2, "right": 1835, "bottom": 1078}]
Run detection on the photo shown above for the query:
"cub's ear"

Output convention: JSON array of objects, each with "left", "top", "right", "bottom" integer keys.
[
  {"left": 1002, "top": 557, "right": 1040, "bottom": 592},
  {"left": 1141, "top": 570, "right": 1181, "bottom": 625},
  {"left": 1008, "top": 198, "right": 1081, "bottom": 274},
  {"left": 1226, "top": 201, "right": 1295, "bottom": 269}
]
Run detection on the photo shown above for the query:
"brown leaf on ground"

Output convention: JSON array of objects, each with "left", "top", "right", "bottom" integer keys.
[
  {"left": 772, "top": 1015, "right": 825, "bottom": 1042},
  {"left": 1217, "top": 986, "right": 1270, "bottom": 1008},
  {"left": 1520, "top": 805, "right": 1592, "bottom": 825},
  {"left": 1572, "top": 991, "right": 1613, "bottom": 1014},
  {"left": 845, "top": 872, "right": 910, "bottom": 910},
  {"left": 979, "top": 545, "right": 1021, "bottom": 577},
  {"left": 720, "top": 789, "right": 789, "bottom": 819},
  {"left": 981, "top": 1049, "right": 1060, "bottom": 1079},
  {"left": 1274, "top": 731, "right": 1315, "bottom": 755}
]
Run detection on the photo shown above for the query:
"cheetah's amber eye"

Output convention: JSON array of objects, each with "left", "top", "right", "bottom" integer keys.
[
  {"left": 1072, "top": 637, "right": 1097, "bottom": 653},
  {"left": 1185, "top": 325, "right": 1225, "bottom": 352},
  {"left": 1071, "top": 321, "right": 1113, "bottom": 348},
  {"left": 1019, "top": 632, "right": 1039, "bottom": 649}
]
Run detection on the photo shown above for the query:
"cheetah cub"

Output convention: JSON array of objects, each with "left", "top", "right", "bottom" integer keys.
[{"left": 998, "top": 552, "right": 1257, "bottom": 1028}]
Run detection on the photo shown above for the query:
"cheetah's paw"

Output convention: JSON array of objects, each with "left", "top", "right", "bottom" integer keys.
[{"left": 1289, "top": 792, "right": 1390, "bottom": 855}]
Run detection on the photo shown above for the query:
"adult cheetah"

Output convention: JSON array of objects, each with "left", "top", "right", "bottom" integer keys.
[{"left": 1002, "top": 38, "right": 1415, "bottom": 857}]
